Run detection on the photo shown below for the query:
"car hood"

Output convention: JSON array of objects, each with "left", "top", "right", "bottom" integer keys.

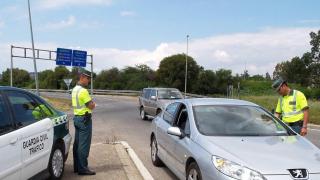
[
  {"left": 157, "top": 99, "right": 176, "bottom": 108},
  {"left": 202, "top": 136, "right": 320, "bottom": 174}
]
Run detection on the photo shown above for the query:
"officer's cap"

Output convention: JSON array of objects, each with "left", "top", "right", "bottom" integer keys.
[
  {"left": 272, "top": 77, "right": 286, "bottom": 91},
  {"left": 78, "top": 68, "right": 91, "bottom": 78}
]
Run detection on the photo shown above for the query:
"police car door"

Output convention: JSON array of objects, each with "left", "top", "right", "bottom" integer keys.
[
  {"left": 5, "top": 91, "right": 54, "bottom": 179},
  {"left": 0, "top": 92, "right": 21, "bottom": 180}
]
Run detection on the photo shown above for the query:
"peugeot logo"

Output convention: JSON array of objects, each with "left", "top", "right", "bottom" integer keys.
[{"left": 288, "top": 169, "right": 309, "bottom": 179}]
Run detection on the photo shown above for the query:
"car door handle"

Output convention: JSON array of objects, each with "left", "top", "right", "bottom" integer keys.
[{"left": 10, "top": 138, "right": 18, "bottom": 145}]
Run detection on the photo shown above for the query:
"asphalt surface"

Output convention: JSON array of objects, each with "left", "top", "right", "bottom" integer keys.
[{"left": 41, "top": 92, "right": 320, "bottom": 180}]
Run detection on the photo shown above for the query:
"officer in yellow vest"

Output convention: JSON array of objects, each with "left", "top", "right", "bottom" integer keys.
[
  {"left": 72, "top": 68, "right": 96, "bottom": 175},
  {"left": 272, "top": 77, "right": 309, "bottom": 136}
]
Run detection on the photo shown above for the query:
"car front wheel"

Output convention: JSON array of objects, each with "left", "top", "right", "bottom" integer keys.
[
  {"left": 151, "top": 137, "right": 163, "bottom": 166},
  {"left": 48, "top": 143, "right": 65, "bottom": 179},
  {"left": 140, "top": 107, "right": 147, "bottom": 120},
  {"left": 187, "top": 162, "right": 202, "bottom": 180}
]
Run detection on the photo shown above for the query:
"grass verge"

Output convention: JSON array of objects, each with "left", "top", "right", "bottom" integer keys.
[{"left": 42, "top": 96, "right": 72, "bottom": 112}]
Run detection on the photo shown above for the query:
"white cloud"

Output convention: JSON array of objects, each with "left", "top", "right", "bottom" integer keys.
[
  {"left": 120, "top": 11, "right": 136, "bottom": 17},
  {"left": 0, "top": 27, "right": 318, "bottom": 77},
  {"left": 86, "top": 27, "right": 317, "bottom": 74},
  {"left": 36, "top": 0, "right": 113, "bottom": 9},
  {"left": 39, "top": 16, "right": 76, "bottom": 30}
]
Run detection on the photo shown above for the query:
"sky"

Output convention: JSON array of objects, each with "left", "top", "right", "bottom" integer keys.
[{"left": 0, "top": 0, "right": 320, "bottom": 76}]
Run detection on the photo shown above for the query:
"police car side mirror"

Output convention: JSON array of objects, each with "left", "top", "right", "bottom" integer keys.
[{"left": 271, "top": 108, "right": 275, "bottom": 114}]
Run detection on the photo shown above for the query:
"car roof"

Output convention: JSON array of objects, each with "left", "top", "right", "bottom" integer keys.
[
  {"left": 143, "top": 87, "right": 180, "bottom": 91},
  {"left": 0, "top": 86, "right": 36, "bottom": 94},
  {"left": 176, "top": 98, "right": 259, "bottom": 107}
]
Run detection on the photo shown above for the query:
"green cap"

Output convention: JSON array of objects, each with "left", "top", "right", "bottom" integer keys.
[
  {"left": 272, "top": 77, "right": 286, "bottom": 91},
  {"left": 78, "top": 68, "right": 91, "bottom": 78}
]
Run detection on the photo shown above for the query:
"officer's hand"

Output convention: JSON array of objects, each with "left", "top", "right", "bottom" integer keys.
[
  {"left": 88, "top": 101, "right": 96, "bottom": 110},
  {"left": 300, "top": 127, "right": 307, "bottom": 136}
]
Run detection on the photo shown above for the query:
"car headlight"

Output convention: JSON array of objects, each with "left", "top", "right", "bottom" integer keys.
[{"left": 212, "top": 156, "right": 266, "bottom": 180}]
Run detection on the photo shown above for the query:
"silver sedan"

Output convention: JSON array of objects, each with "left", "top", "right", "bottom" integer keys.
[{"left": 150, "top": 98, "right": 320, "bottom": 180}]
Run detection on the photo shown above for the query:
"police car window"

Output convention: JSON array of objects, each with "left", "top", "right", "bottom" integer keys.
[
  {"left": 0, "top": 94, "right": 14, "bottom": 135},
  {"left": 6, "top": 91, "right": 47, "bottom": 127}
]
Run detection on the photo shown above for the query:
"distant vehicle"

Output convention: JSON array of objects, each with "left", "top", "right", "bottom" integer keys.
[
  {"left": 0, "top": 86, "right": 72, "bottom": 180},
  {"left": 138, "top": 88, "right": 183, "bottom": 120},
  {"left": 150, "top": 98, "right": 320, "bottom": 180}
]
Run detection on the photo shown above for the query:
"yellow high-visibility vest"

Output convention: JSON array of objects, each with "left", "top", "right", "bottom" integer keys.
[
  {"left": 72, "top": 85, "right": 92, "bottom": 115},
  {"left": 275, "top": 90, "right": 308, "bottom": 123},
  {"left": 32, "top": 104, "right": 53, "bottom": 120}
]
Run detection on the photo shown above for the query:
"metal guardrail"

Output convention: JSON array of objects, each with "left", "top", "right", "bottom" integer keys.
[{"left": 27, "top": 89, "right": 208, "bottom": 98}]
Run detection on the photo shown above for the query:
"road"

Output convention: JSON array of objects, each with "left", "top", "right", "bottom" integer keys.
[{"left": 42, "top": 92, "right": 320, "bottom": 180}]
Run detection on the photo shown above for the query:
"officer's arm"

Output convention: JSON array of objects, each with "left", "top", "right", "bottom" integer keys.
[
  {"left": 85, "top": 101, "right": 96, "bottom": 110},
  {"left": 274, "top": 98, "right": 282, "bottom": 118},
  {"left": 302, "top": 108, "right": 309, "bottom": 128}
]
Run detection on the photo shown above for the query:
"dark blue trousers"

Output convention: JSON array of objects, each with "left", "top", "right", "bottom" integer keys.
[
  {"left": 73, "top": 115, "right": 92, "bottom": 172},
  {"left": 290, "top": 124, "right": 302, "bottom": 135}
]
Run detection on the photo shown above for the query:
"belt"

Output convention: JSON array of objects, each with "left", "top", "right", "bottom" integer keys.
[
  {"left": 287, "top": 120, "right": 303, "bottom": 127},
  {"left": 74, "top": 113, "right": 91, "bottom": 117}
]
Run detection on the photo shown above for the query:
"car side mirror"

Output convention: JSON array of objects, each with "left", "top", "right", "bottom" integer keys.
[
  {"left": 271, "top": 108, "right": 275, "bottom": 114},
  {"left": 167, "top": 127, "right": 185, "bottom": 139},
  {"left": 150, "top": 96, "right": 156, "bottom": 100}
]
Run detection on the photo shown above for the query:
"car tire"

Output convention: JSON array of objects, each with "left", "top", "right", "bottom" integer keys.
[
  {"left": 156, "top": 109, "right": 162, "bottom": 115},
  {"left": 48, "top": 143, "right": 65, "bottom": 180},
  {"left": 140, "top": 107, "right": 147, "bottom": 120},
  {"left": 151, "top": 137, "right": 164, "bottom": 167},
  {"left": 186, "top": 162, "right": 202, "bottom": 180}
]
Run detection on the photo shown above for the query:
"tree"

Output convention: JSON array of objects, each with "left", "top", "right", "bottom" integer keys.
[
  {"left": 1, "top": 68, "right": 31, "bottom": 87},
  {"left": 309, "top": 63, "right": 320, "bottom": 87},
  {"left": 241, "top": 70, "right": 249, "bottom": 80},
  {"left": 265, "top": 72, "right": 271, "bottom": 81},
  {"left": 215, "top": 69, "right": 233, "bottom": 94},
  {"left": 39, "top": 70, "right": 57, "bottom": 89},
  {"left": 54, "top": 66, "right": 70, "bottom": 89},
  {"left": 308, "top": 31, "right": 320, "bottom": 87},
  {"left": 310, "top": 30, "right": 320, "bottom": 62},
  {"left": 157, "top": 54, "right": 201, "bottom": 92},
  {"left": 193, "top": 70, "right": 218, "bottom": 95},
  {"left": 95, "top": 67, "right": 122, "bottom": 89}
]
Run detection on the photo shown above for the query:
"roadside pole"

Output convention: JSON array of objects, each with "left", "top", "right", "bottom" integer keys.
[{"left": 28, "top": 0, "right": 39, "bottom": 95}]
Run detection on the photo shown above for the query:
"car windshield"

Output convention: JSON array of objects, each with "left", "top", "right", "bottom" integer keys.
[
  {"left": 157, "top": 89, "right": 183, "bottom": 99},
  {"left": 193, "top": 105, "right": 290, "bottom": 136}
]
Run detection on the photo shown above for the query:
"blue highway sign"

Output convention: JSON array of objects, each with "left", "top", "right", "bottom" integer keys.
[
  {"left": 56, "top": 48, "right": 72, "bottom": 66},
  {"left": 72, "top": 50, "right": 87, "bottom": 67}
]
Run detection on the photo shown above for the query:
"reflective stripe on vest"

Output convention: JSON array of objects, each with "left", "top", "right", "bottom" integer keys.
[
  {"left": 280, "top": 90, "right": 303, "bottom": 118},
  {"left": 73, "top": 86, "right": 86, "bottom": 110}
]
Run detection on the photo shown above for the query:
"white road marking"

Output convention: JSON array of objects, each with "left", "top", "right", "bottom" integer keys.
[
  {"left": 310, "top": 128, "right": 320, "bottom": 132},
  {"left": 117, "top": 141, "right": 154, "bottom": 180}
]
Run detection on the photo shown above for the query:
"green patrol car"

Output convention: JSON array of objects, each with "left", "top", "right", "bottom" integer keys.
[{"left": 0, "top": 86, "right": 72, "bottom": 179}]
